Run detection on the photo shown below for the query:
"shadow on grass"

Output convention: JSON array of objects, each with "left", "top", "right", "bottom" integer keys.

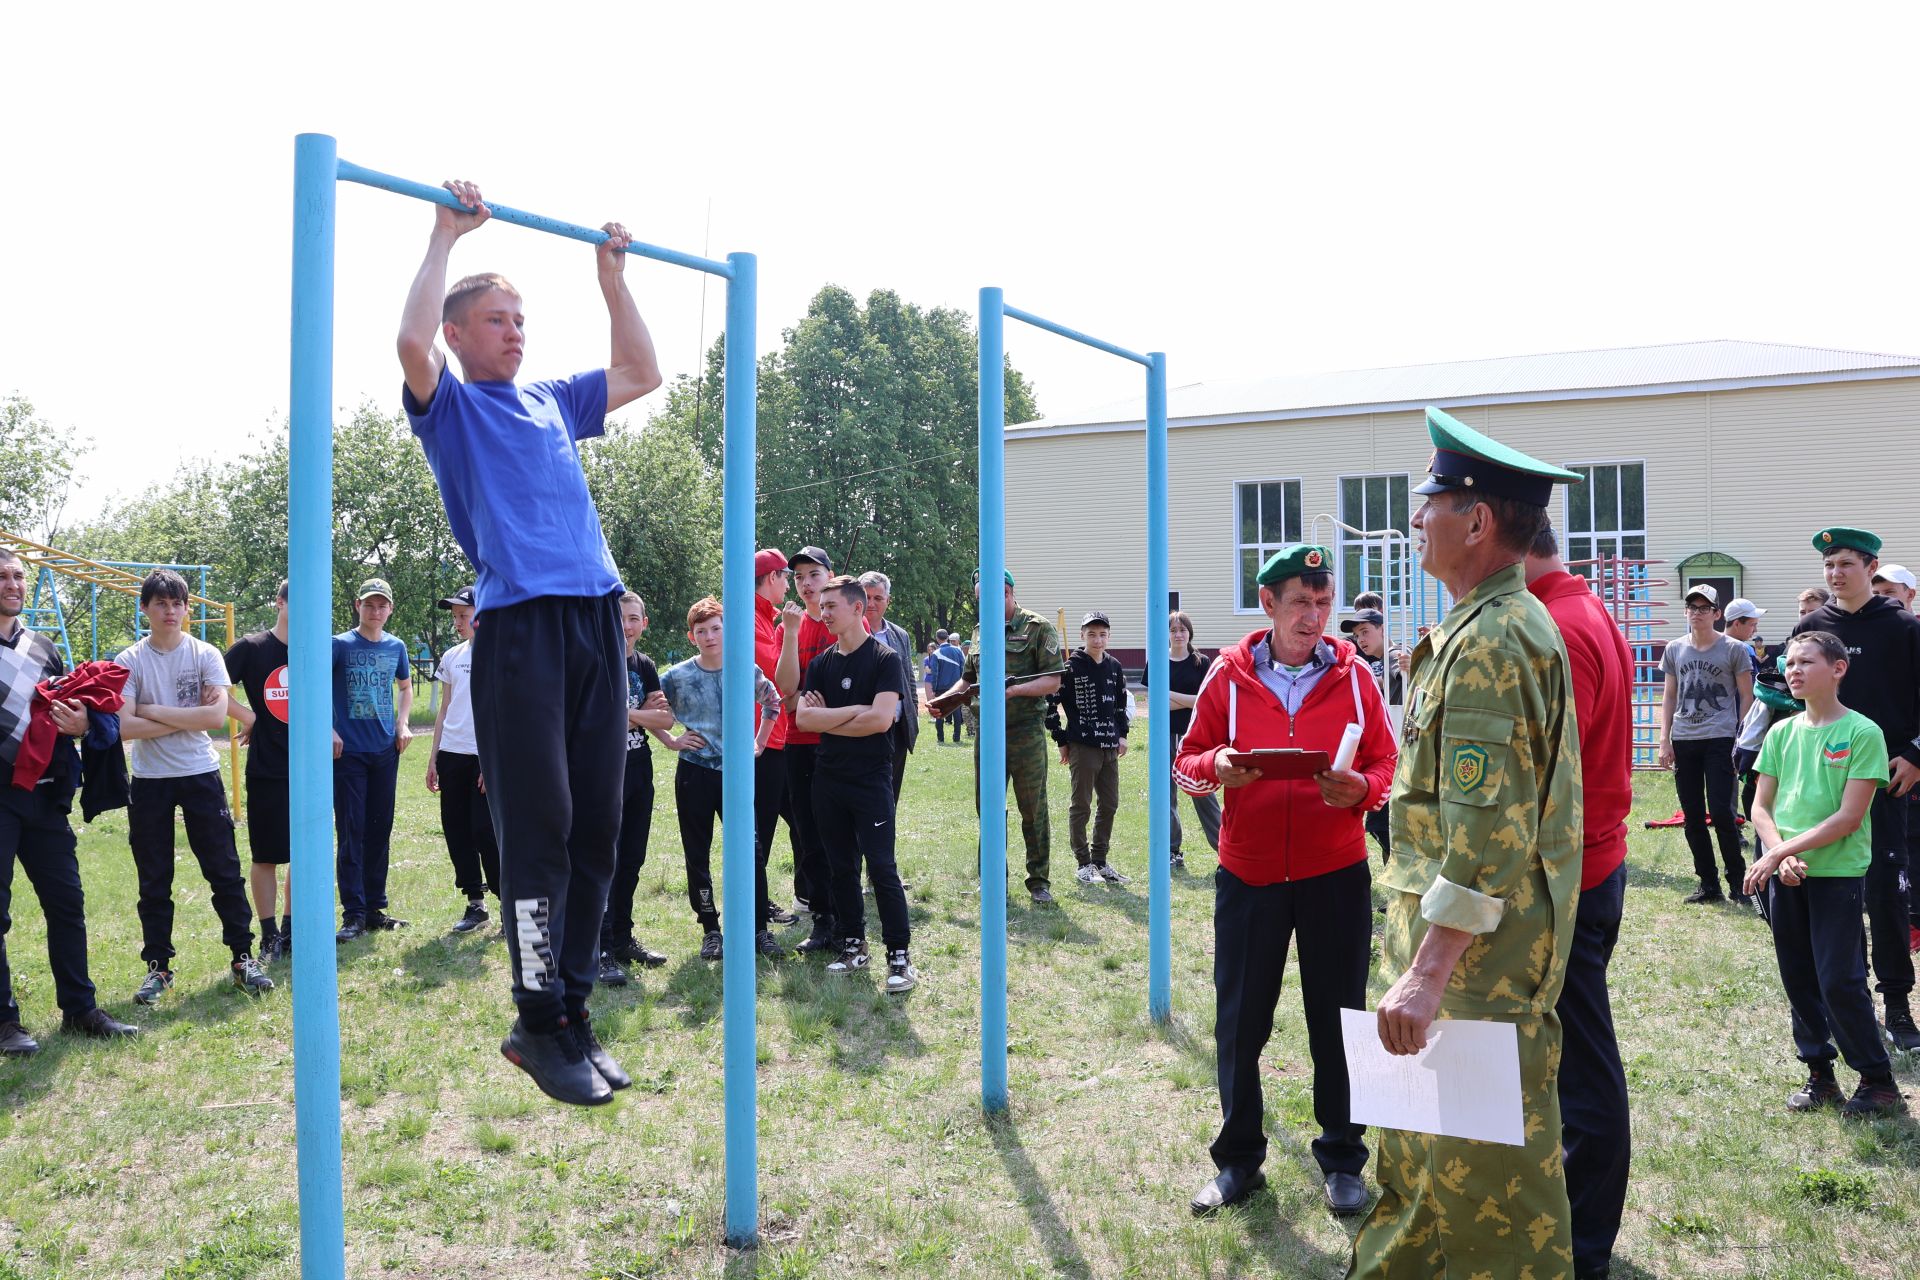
[
  {"left": 1848, "top": 1112, "right": 1920, "bottom": 1169},
  {"left": 986, "top": 1111, "right": 1096, "bottom": 1280},
  {"left": 1624, "top": 859, "right": 1713, "bottom": 896}
]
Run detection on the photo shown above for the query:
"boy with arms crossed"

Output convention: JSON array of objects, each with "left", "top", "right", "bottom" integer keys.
[
  {"left": 118, "top": 570, "right": 272, "bottom": 1000},
  {"left": 599, "top": 592, "right": 675, "bottom": 983},
  {"left": 399, "top": 179, "right": 662, "bottom": 1105},
  {"left": 425, "top": 586, "right": 499, "bottom": 934},
  {"left": 797, "top": 577, "right": 916, "bottom": 992},
  {"left": 1743, "top": 631, "right": 1905, "bottom": 1116}
]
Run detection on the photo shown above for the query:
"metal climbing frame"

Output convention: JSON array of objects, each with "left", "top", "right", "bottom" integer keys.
[
  {"left": 1307, "top": 514, "right": 1423, "bottom": 733},
  {"left": 1572, "top": 554, "right": 1670, "bottom": 769}
]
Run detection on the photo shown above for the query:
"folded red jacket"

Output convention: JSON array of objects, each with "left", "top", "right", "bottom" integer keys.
[{"left": 14, "top": 660, "right": 128, "bottom": 791}]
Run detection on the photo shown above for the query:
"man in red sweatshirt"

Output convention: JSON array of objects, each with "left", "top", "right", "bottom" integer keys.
[
  {"left": 1526, "top": 525, "right": 1633, "bottom": 1280},
  {"left": 1175, "top": 544, "right": 1398, "bottom": 1219}
]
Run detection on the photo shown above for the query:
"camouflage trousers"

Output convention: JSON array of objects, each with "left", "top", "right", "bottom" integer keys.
[
  {"left": 973, "top": 727, "right": 1052, "bottom": 894},
  {"left": 1348, "top": 1012, "right": 1572, "bottom": 1280}
]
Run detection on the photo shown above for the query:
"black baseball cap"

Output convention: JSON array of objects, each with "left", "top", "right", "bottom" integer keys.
[
  {"left": 788, "top": 546, "right": 833, "bottom": 573},
  {"left": 437, "top": 585, "right": 476, "bottom": 610},
  {"left": 1080, "top": 611, "right": 1111, "bottom": 628},
  {"left": 1339, "top": 609, "right": 1384, "bottom": 633}
]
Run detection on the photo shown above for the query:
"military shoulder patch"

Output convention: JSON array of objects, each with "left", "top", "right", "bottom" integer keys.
[{"left": 1451, "top": 743, "right": 1489, "bottom": 793}]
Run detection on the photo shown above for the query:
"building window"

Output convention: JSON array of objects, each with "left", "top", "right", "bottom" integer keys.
[
  {"left": 1564, "top": 462, "right": 1646, "bottom": 572},
  {"left": 1337, "top": 474, "right": 1410, "bottom": 608},
  {"left": 1235, "top": 479, "right": 1302, "bottom": 611}
]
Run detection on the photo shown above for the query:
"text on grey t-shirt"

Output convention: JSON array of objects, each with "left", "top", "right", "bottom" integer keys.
[{"left": 1661, "top": 631, "right": 1752, "bottom": 741}]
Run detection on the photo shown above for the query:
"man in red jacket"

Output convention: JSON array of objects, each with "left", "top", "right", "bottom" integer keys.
[
  {"left": 1175, "top": 544, "right": 1398, "bottom": 1219},
  {"left": 1526, "top": 526, "right": 1634, "bottom": 1280}
]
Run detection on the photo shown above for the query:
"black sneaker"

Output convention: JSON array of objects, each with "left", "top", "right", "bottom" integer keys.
[
  {"left": 335, "top": 916, "right": 367, "bottom": 943},
  {"left": 571, "top": 1017, "right": 631, "bottom": 1091},
  {"left": 231, "top": 956, "right": 275, "bottom": 995},
  {"left": 885, "top": 949, "right": 918, "bottom": 994},
  {"left": 259, "top": 931, "right": 286, "bottom": 964},
  {"left": 1787, "top": 1070, "right": 1843, "bottom": 1112},
  {"left": 366, "top": 909, "right": 410, "bottom": 931},
  {"left": 699, "top": 930, "right": 723, "bottom": 962},
  {"left": 1842, "top": 1077, "right": 1908, "bottom": 1118},
  {"left": 1170, "top": 851, "right": 1186, "bottom": 870},
  {"left": 596, "top": 952, "right": 630, "bottom": 988},
  {"left": 500, "top": 1017, "right": 612, "bottom": 1107},
  {"left": 61, "top": 1007, "right": 139, "bottom": 1039},
  {"left": 826, "top": 938, "right": 870, "bottom": 975},
  {"left": 1681, "top": 888, "right": 1725, "bottom": 905},
  {"left": 609, "top": 936, "right": 668, "bottom": 968},
  {"left": 767, "top": 902, "right": 799, "bottom": 926},
  {"left": 0, "top": 1021, "right": 39, "bottom": 1056},
  {"left": 796, "top": 927, "right": 839, "bottom": 955},
  {"left": 1884, "top": 1009, "right": 1920, "bottom": 1053},
  {"left": 451, "top": 901, "right": 489, "bottom": 934},
  {"left": 134, "top": 963, "right": 173, "bottom": 1005},
  {"left": 755, "top": 930, "right": 785, "bottom": 959}
]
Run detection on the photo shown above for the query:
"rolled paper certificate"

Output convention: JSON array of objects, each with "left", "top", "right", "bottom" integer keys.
[{"left": 1332, "top": 722, "right": 1363, "bottom": 773}]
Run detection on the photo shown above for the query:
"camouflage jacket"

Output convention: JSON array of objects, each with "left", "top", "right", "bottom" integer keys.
[
  {"left": 965, "top": 607, "right": 1062, "bottom": 734},
  {"left": 1379, "top": 562, "right": 1583, "bottom": 1019}
]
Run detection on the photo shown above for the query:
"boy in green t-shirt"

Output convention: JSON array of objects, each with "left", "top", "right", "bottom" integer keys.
[{"left": 1743, "top": 631, "right": 1904, "bottom": 1117}]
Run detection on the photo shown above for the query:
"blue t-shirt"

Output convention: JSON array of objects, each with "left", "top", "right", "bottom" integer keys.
[
  {"left": 332, "top": 630, "right": 411, "bottom": 754},
  {"left": 930, "top": 642, "right": 963, "bottom": 690},
  {"left": 659, "top": 658, "right": 781, "bottom": 772},
  {"left": 403, "top": 364, "right": 623, "bottom": 617}
]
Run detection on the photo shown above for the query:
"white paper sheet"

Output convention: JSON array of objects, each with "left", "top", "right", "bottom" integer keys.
[{"left": 1339, "top": 1007, "right": 1525, "bottom": 1146}]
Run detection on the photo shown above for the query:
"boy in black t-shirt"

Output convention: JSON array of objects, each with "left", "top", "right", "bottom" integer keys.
[
  {"left": 599, "top": 593, "right": 675, "bottom": 984},
  {"left": 224, "top": 581, "right": 294, "bottom": 961},
  {"left": 796, "top": 576, "right": 915, "bottom": 992},
  {"left": 1051, "top": 611, "right": 1132, "bottom": 884}
]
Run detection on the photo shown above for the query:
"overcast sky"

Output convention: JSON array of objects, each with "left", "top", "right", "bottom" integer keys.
[{"left": 7, "top": 2, "right": 1916, "bottom": 522}]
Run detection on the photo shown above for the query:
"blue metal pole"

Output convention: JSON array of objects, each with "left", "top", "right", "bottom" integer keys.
[
  {"left": 288, "top": 132, "right": 346, "bottom": 1280},
  {"left": 1003, "top": 306, "right": 1152, "bottom": 368},
  {"left": 720, "top": 251, "right": 760, "bottom": 1248},
  {"left": 978, "top": 288, "right": 1009, "bottom": 1113},
  {"left": 1145, "top": 354, "right": 1172, "bottom": 1024}
]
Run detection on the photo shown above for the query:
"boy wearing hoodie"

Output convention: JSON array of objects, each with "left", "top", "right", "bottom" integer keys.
[{"left": 1052, "top": 611, "right": 1132, "bottom": 885}]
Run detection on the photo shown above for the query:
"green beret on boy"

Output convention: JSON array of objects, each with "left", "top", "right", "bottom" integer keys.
[
  {"left": 1256, "top": 544, "right": 1333, "bottom": 586},
  {"left": 1811, "top": 526, "right": 1882, "bottom": 559}
]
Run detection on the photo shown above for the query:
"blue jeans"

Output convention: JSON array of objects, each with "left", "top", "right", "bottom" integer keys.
[{"left": 334, "top": 746, "right": 398, "bottom": 918}]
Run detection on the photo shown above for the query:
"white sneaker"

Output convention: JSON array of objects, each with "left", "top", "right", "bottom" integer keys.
[
  {"left": 826, "top": 939, "right": 870, "bottom": 974},
  {"left": 1075, "top": 864, "right": 1101, "bottom": 885},
  {"left": 1097, "top": 864, "right": 1129, "bottom": 884},
  {"left": 885, "top": 949, "right": 918, "bottom": 994}
]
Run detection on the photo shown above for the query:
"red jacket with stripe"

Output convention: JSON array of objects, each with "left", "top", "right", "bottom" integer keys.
[{"left": 1174, "top": 630, "right": 1398, "bottom": 886}]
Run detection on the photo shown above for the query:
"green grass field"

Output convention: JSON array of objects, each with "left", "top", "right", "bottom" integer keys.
[{"left": 1, "top": 738, "right": 1917, "bottom": 1279}]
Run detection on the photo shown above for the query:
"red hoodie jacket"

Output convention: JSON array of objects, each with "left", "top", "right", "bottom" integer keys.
[
  {"left": 1174, "top": 631, "right": 1397, "bottom": 886},
  {"left": 14, "top": 660, "right": 129, "bottom": 791}
]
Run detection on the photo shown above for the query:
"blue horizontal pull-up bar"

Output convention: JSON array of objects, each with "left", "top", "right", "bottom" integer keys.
[
  {"left": 1004, "top": 304, "right": 1152, "bottom": 368},
  {"left": 335, "top": 159, "right": 736, "bottom": 280}
]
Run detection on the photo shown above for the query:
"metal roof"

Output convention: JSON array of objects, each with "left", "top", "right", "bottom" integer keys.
[{"left": 1010, "top": 339, "right": 1920, "bottom": 436}]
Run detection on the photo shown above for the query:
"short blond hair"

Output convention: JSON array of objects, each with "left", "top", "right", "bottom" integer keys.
[{"left": 443, "top": 273, "right": 521, "bottom": 325}]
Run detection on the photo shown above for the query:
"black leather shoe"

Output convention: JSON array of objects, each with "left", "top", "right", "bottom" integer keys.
[
  {"left": 335, "top": 916, "right": 367, "bottom": 943},
  {"left": 1190, "top": 1167, "right": 1265, "bottom": 1216},
  {"left": 61, "top": 1007, "right": 139, "bottom": 1039},
  {"left": 0, "top": 1021, "right": 39, "bottom": 1056},
  {"left": 1324, "top": 1171, "right": 1369, "bottom": 1216},
  {"left": 500, "top": 1017, "right": 613, "bottom": 1107},
  {"left": 572, "top": 1017, "right": 631, "bottom": 1091}
]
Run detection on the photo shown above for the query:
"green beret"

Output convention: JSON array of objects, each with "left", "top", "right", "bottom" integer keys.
[
  {"left": 973, "top": 569, "right": 1016, "bottom": 588},
  {"left": 1256, "top": 544, "right": 1333, "bottom": 586},
  {"left": 1812, "top": 527, "right": 1881, "bottom": 558},
  {"left": 1413, "top": 406, "right": 1583, "bottom": 507}
]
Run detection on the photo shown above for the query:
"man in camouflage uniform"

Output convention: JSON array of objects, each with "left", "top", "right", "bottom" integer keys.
[
  {"left": 1352, "top": 407, "right": 1585, "bottom": 1280},
  {"left": 957, "top": 571, "right": 1062, "bottom": 903}
]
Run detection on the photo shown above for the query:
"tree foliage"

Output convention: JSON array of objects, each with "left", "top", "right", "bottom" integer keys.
[{"left": 0, "top": 393, "right": 89, "bottom": 544}]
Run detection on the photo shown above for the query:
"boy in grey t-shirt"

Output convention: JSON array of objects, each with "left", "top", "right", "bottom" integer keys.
[
  {"left": 1658, "top": 584, "right": 1756, "bottom": 904},
  {"left": 115, "top": 570, "right": 271, "bottom": 1002}
]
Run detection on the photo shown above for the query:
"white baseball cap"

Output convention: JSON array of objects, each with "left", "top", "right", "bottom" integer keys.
[
  {"left": 1683, "top": 583, "right": 1719, "bottom": 606},
  {"left": 1724, "top": 598, "right": 1766, "bottom": 622},
  {"left": 1873, "top": 564, "right": 1917, "bottom": 590}
]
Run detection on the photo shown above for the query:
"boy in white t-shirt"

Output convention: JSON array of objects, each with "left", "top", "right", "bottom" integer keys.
[
  {"left": 425, "top": 586, "right": 499, "bottom": 934},
  {"left": 116, "top": 570, "right": 272, "bottom": 1002}
]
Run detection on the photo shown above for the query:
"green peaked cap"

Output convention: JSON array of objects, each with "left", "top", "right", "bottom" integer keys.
[
  {"left": 1413, "top": 406, "right": 1583, "bottom": 507},
  {"left": 1811, "top": 526, "right": 1881, "bottom": 558}
]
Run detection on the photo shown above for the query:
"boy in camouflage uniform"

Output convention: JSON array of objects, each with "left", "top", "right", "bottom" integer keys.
[{"left": 1354, "top": 409, "right": 1584, "bottom": 1280}]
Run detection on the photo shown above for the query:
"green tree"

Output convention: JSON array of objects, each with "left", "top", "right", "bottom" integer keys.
[{"left": 0, "top": 393, "right": 90, "bottom": 544}]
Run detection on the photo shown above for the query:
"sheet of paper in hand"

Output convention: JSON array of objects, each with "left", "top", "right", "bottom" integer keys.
[{"left": 1338, "top": 1008, "right": 1524, "bottom": 1146}]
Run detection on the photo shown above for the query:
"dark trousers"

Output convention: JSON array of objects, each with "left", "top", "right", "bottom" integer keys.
[
  {"left": 1559, "top": 864, "right": 1631, "bottom": 1278},
  {"left": 129, "top": 771, "right": 254, "bottom": 964},
  {"left": 1211, "top": 859, "right": 1370, "bottom": 1178},
  {"left": 784, "top": 743, "right": 833, "bottom": 932},
  {"left": 601, "top": 749, "right": 654, "bottom": 944},
  {"left": 1906, "top": 790, "right": 1920, "bottom": 929},
  {"left": 0, "top": 784, "right": 97, "bottom": 1021},
  {"left": 1862, "top": 788, "right": 1913, "bottom": 997},
  {"left": 1673, "top": 736, "right": 1744, "bottom": 894},
  {"left": 1172, "top": 771, "right": 1222, "bottom": 856},
  {"left": 674, "top": 758, "right": 771, "bottom": 933},
  {"left": 334, "top": 746, "right": 399, "bottom": 917},
  {"left": 1767, "top": 872, "right": 1892, "bottom": 1078},
  {"left": 472, "top": 592, "right": 625, "bottom": 1025},
  {"left": 890, "top": 732, "right": 910, "bottom": 804},
  {"left": 814, "top": 766, "right": 910, "bottom": 950},
  {"left": 1363, "top": 803, "right": 1391, "bottom": 864},
  {"left": 753, "top": 747, "right": 785, "bottom": 908},
  {"left": 1066, "top": 742, "right": 1121, "bottom": 867},
  {"left": 435, "top": 749, "right": 499, "bottom": 899}
]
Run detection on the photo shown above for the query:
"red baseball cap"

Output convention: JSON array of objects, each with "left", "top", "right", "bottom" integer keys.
[{"left": 753, "top": 548, "right": 789, "bottom": 578}]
